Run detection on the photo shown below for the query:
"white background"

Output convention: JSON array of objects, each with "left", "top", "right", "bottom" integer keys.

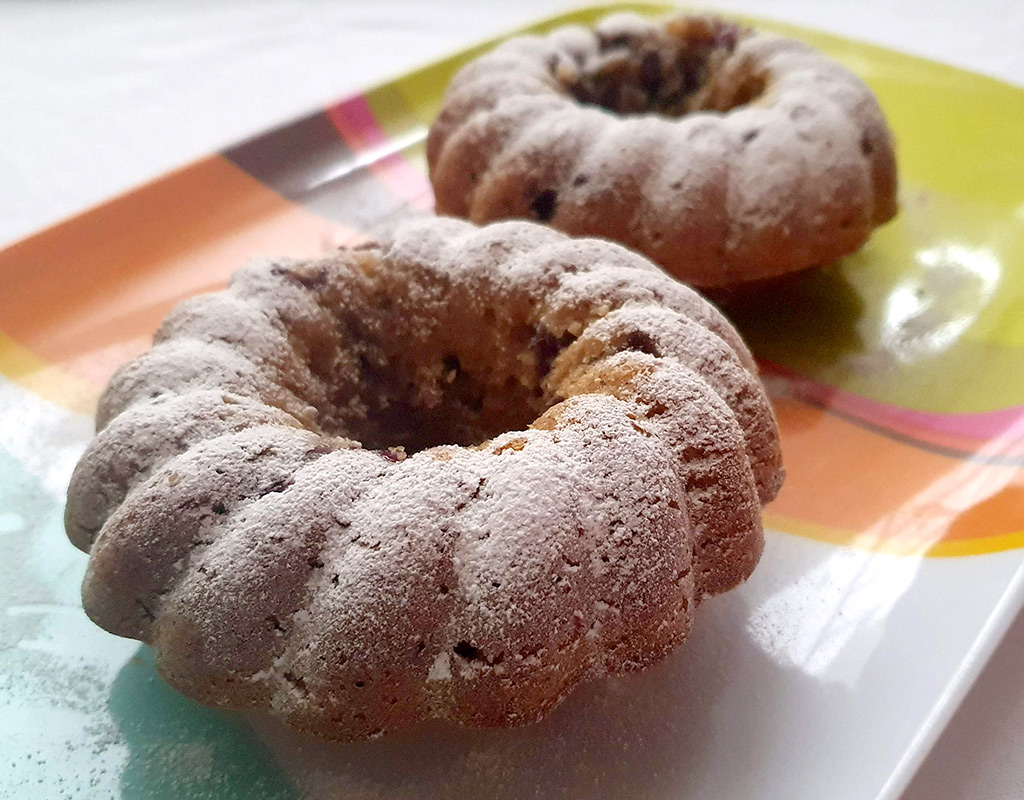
[{"left": 2, "top": 2, "right": 1023, "bottom": 798}]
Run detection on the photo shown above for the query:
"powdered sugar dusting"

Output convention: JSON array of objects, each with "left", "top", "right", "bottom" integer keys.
[
  {"left": 428, "top": 653, "right": 452, "bottom": 682},
  {"left": 428, "top": 11, "right": 897, "bottom": 287},
  {"left": 66, "top": 215, "right": 782, "bottom": 741}
]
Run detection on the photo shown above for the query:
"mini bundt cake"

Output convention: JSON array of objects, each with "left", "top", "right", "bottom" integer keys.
[
  {"left": 428, "top": 12, "right": 898, "bottom": 288},
  {"left": 65, "top": 217, "right": 783, "bottom": 741}
]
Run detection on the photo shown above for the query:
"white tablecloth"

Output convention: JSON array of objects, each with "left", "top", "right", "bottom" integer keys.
[{"left": 3, "top": 2, "right": 1023, "bottom": 798}]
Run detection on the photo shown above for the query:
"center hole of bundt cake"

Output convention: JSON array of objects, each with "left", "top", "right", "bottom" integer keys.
[
  {"left": 344, "top": 349, "right": 548, "bottom": 454},
  {"left": 303, "top": 265, "right": 573, "bottom": 454},
  {"left": 556, "top": 16, "right": 761, "bottom": 117}
]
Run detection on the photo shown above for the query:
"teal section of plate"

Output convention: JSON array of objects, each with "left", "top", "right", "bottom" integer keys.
[{"left": 0, "top": 438, "right": 298, "bottom": 799}]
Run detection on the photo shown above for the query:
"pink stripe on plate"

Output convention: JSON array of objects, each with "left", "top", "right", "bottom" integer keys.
[
  {"left": 328, "top": 96, "right": 433, "bottom": 209},
  {"left": 762, "top": 360, "right": 1024, "bottom": 444}
]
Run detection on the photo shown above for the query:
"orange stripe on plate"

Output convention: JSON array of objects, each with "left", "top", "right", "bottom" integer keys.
[
  {"left": 0, "top": 155, "right": 358, "bottom": 389},
  {"left": 770, "top": 396, "right": 1024, "bottom": 549}
]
